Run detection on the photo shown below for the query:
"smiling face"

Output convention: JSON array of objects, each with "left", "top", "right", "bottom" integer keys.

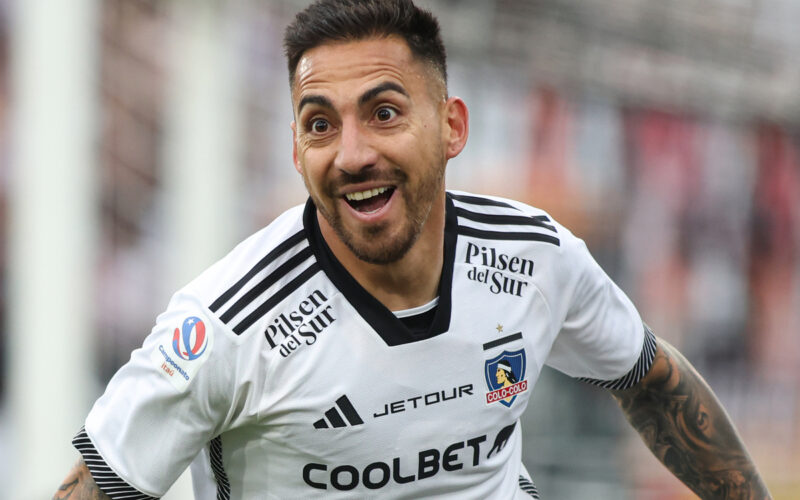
[{"left": 291, "top": 36, "right": 466, "bottom": 264}]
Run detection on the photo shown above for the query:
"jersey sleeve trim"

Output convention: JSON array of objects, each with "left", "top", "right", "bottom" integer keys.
[
  {"left": 72, "top": 426, "right": 159, "bottom": 500},
  {"left": 209, "top": 436, "right": 232, "bottom": 499},
  {"left": 578, "top": 324, "right": 657, "bottom": 390},
  {"left": 518, "top": 475, "right": 541, "bottom": 498},
  {"left": 209, "top": 229, "right": 306, "bottom": 313}
]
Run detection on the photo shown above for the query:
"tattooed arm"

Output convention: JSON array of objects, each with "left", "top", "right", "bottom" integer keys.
[
  {"left": 53, "top": 460, "right": 110, "bottom": 500},
  {"left": 610, "top": 337, "right": 770, "bottom": 499}
]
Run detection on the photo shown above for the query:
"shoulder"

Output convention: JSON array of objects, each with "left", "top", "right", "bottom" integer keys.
[
  {"left": 133, "top": 204, "right": 315, "bottom": 394},
  {"left": 448, "top": 190, "right": 553, "bottom": 219},
  {"left": 179, "top": 203, "right": 313, "bottom": 324},
  {"left": 152, "top": 203, "right": 316, "bottom": 355},
  {"left": 448, "top": 190, "right": 599, "bottom": 286},
  {"left": 448, "top": 190, "right": 583, "bottom": 250}
]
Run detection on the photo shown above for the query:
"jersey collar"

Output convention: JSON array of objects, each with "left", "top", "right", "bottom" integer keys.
[{"left": 303, "top": 193, "right": 458, "bottom": 346}]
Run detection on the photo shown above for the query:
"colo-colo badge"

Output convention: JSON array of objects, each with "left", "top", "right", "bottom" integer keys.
[{"left": 484, "top": 349, "right": 528, "bottom": 407}]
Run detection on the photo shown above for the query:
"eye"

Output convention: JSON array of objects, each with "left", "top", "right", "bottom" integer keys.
[
  {"left": 375, "top": 107, "right": 397, "bottom": 122},
  {"left": 309, "top": 118, "right": 329, "bottom": 134}
]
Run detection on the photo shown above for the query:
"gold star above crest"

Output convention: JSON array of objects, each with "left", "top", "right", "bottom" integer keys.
[{"left": 496, "top": 324, "right": 503, "bottom": 333}]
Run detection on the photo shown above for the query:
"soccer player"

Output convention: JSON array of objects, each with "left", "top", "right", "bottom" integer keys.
[{"left": 55, "top": 0, "right": 771, "bottom": 498}]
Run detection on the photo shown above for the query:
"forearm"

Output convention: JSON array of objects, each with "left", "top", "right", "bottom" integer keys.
[
  {"left": 53, "top": 460, "right": 110, "bottom": 500},
  {"left": 611, "top": 337, "right": 770, "bottom": 499}
]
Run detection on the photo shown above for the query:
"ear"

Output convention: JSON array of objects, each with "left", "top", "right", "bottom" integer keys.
[
  {"left": 291, "top": 121, "right": 302, "bottom": 174},
  {"left": 442, "top": 96, "right": 469, "bottom": 160}
]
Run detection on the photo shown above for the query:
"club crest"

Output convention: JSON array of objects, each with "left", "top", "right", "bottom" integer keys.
[{"left": 484, "top": 349, "right": 528, "bottom": 407}]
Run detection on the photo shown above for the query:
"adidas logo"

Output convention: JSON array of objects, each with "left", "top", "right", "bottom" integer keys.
[{"left": 313, "top": 395, "right": 364, "bottom": 429}]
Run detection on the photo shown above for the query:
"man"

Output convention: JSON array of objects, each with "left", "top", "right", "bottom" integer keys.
[
  {"left": 493, "top": 358, "right": 520, "bottom": 405},
  {"left": 55, "top": 0, "right": 771, "bottom": 498}
]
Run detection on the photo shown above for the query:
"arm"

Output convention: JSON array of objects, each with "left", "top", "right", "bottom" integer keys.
[
  {"left": 53, "top": 460, "right": 110, "bottom": 500},
  {"left": 610, "top": 337, "right": 771, "bottom": 499}
]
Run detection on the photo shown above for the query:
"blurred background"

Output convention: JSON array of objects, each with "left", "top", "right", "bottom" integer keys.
[{"left": 1, "top": 0, "right": 798, "bottom": 498}]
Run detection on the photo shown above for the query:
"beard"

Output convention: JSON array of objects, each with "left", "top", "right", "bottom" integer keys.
[{"left": 307, "top": 162, "right": 445, "bottom": 265}]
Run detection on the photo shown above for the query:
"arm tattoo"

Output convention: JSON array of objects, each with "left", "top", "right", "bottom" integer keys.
[
  {"left": 53, "top": 478, "right": 79, "bottom": 500},
  {"left": 611, "top": 339, "right": 771, "bottom": 499},
  {"left": 53, "top": 461, "right": 111, "bottom": 500}
]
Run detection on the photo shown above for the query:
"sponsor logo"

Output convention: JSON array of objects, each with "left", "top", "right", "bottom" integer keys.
[
  {"left": 264, "top": 289, "right": 336, "bottom": 358},
  {"left": 172, "top": 316, "right": 209, "bottom": 361},
  {"left": 484, "top": 349, "right": 528, "bottom": 407},
  {"left": 303, "top": 435, "right": 487, "bottom": 491},
  {"left": 373, "top": 385, "right": 474, "bottom": 419},
  {"left": 464, "top": 243, "right": 532, "bottom": 297},
  {"left": 301, "top": 423, "right": 517, "bottom": 491},
  {"left": 314, "top": 395, "right": 365, "bottom": 429},
  {"left": 487, "top": 422, "right": 516, "bottom": 458}
]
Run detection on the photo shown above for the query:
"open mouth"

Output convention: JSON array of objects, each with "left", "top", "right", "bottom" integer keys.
[{"left": 344, "top": 186, "right": 395, "bottom": 214}]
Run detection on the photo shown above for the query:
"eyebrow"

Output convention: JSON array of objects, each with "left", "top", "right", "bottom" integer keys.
[
  {"left": 297, "top": 94, "right": 334, "bottom": 115},
  {"left": 297, "top": 81, "right": 409, "bottom": 115},
  {"left": 358, "top": 81, "right": 409, "bottom": 107}
]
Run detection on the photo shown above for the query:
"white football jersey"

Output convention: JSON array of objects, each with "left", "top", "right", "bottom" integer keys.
[{"left": 74, "top": 191, "right": 656, "bottom": 499}]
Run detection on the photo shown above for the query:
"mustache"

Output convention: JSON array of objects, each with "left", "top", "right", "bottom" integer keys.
[{"left": 329, "top": 167, "right": 407, "bottom": 192}]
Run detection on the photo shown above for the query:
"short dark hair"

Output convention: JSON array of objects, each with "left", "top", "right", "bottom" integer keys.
[{"left": 283, "top": 0, "right": 447, "bottom": 88}]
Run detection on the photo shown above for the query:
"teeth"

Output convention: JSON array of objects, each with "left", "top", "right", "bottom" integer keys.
[{"left": 345, "top": 186, "right": 388, "bottom": 201}]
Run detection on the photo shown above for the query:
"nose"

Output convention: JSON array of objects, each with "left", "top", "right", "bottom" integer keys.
[{"left": 333, "top": 117, "right": 379, "bottom": 174}]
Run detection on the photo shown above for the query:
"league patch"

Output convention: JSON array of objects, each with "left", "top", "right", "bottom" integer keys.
[
  {"left": 150, "top": 314, "right": 214, "bottom": 392},
  {"left": 484, "top": 349, "right": 528, "bottom": 407},
  {"left": 173, "top": 316, "right": 209, "bottom": 360}
]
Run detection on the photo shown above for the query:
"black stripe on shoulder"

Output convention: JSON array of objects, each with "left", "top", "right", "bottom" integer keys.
[
  {"left": 450, "top": 192, "right": 519, "bottom": 210},
  {"left": 579, "top": 324, "right": 658, "bottom": 390},
  {"left": 209, "top": 230, "right": 306, "bottom": 313},
  {"left": 233, "top": 262, "right": 322, "bottom": 334},
  {"left": 209, "top": 436, "right": 231, "bottom": 500},
  {"left": 219, "top": 246, "right": 313, "bottom": 324},
  {"left": 72, "top": 427, "right": 158, "bottom": 500},
  {"left": 458, "top": 225, "right": 561, "bottom": 246},
  {"left": 456, "top": 206, "right": 557, "bottom": 233},
  {"left": 519, "top": 475, "right": 541, "bottom": 499}
]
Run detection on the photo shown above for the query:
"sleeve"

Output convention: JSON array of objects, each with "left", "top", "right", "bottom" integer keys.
[
  {"left": 544, "top": 226, "right": 655, "bottom": 389},
  {"left": 73, "top": 291, "right": 237, "bottom": 498}
]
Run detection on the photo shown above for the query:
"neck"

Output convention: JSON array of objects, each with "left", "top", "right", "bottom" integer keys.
[{"left": 318, "top": 194, "right": 446, "bottom": 312}]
